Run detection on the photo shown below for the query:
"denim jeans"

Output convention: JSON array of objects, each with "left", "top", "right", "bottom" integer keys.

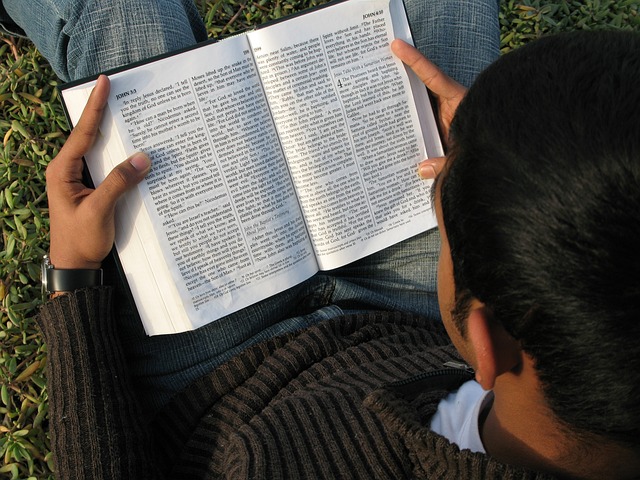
[
  {"left": 3, "top": 0, "right": 500, "bottom": 87},
  {"left": 5, "top": 0, "right": 500, "bottom": 412}
]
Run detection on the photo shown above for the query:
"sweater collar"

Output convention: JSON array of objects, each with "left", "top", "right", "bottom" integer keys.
[{"left": 364, "top": 365, "right": 557, "bottom": 480}]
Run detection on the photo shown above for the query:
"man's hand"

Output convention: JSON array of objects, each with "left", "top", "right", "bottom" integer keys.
[
  {"left": 46, "top": 75, "right": 151, "bottom": 269},
  {"left": 391, "top": 40, "right": 467, "bottom": 180},
  {"left": 391, "top": 39, "right": 467, "bottom": 142}
]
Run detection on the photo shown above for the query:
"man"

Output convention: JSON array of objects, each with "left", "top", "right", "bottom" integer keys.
[{"left": 37, "top": 30, "right": 640, "bottom": 479}]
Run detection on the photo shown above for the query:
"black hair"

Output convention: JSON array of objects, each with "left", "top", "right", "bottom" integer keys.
[{"left": 440, "top": 30, "right": 640, "bottom": 448}]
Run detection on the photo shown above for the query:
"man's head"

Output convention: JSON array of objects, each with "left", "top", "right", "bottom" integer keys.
[{"left": 437, "top": 30, "right": 640, "bottom": 468}]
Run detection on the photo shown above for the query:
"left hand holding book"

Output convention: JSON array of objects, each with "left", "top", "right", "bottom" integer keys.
[{"left": 46, "top": 75, "right": 151, "bottom": 271}]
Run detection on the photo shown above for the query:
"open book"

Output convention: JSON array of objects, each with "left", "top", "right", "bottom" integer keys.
[{"left": 60, "top": 0, "right": 443, "bottom": 335}]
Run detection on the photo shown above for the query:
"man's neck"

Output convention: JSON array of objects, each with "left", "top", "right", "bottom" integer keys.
[{"left": 480, "top": 378, "right": 640, "bottom": 479}]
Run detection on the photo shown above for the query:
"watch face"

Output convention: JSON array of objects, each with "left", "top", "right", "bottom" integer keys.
[{"left": 41, "top": 255, "right": 52, "bottom": 296}]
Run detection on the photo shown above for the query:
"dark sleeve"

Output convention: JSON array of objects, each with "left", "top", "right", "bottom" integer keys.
[{"left": 37, "top": 287, "right": 157, "bottom": 479}]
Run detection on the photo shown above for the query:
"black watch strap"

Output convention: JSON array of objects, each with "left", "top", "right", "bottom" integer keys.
[
  {"left": 46, "top": 268, "right": 103, "bottom": 293},
  {"left": 42, "top": 255, "right": 103, "bottom": 295}
]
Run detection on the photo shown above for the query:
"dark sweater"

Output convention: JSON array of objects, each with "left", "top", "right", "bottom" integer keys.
[{"left": 37, "top": 287, "right": 554, "bottom": 479}]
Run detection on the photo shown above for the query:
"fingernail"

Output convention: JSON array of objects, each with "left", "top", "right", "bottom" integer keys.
[
  {"left": 418, "top": 162, "right": 437, "bottom": 179},
  {"left": 129, "top": 152, "right": 150, "bottom": 171}
]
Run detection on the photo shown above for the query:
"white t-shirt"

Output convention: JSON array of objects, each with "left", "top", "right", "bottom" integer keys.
[{"left": 429, "top": 380, "right": 493, "bottom": 453}]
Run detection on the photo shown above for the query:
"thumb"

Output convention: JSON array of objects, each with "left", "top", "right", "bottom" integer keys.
[
  {"left": 418, "top": 156, "right": 446, "bottom": 179},
  {"left": 92, "top": 152, "right": 151, "bottom": 207}
]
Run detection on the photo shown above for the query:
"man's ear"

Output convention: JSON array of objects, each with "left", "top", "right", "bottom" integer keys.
[{"left": 466, "top": 304, "right": 522, "bottom": 390}]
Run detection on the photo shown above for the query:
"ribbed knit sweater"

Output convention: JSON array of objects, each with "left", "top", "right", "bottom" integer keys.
[{"left": 37, "top": 287, "right": 554, "bottom": 479}]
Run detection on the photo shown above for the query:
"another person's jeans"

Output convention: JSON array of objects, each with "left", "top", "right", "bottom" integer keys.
[{"left": 4, "top": 0, "right": 500, "bottom": 412}]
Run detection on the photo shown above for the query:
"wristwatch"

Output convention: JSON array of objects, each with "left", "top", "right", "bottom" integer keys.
[{"left": 41, "top": 254, "right": 103, "bottom": 296}]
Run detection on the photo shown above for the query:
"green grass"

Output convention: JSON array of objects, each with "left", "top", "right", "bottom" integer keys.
[{"left": 0, "top": 0, "right": 638, "bottom": 477}]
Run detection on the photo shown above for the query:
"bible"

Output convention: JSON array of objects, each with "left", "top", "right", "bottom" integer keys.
[{"left": 60, "top": 0, "right": 443, "bottom": 335}]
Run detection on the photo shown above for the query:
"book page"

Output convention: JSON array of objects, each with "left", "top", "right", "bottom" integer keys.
[
  {"left": 249, "top": 0, "right": 442, "bottom": 271},
  {"left": 66, "top": 34, "right": 318, "bottom": 334}
]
